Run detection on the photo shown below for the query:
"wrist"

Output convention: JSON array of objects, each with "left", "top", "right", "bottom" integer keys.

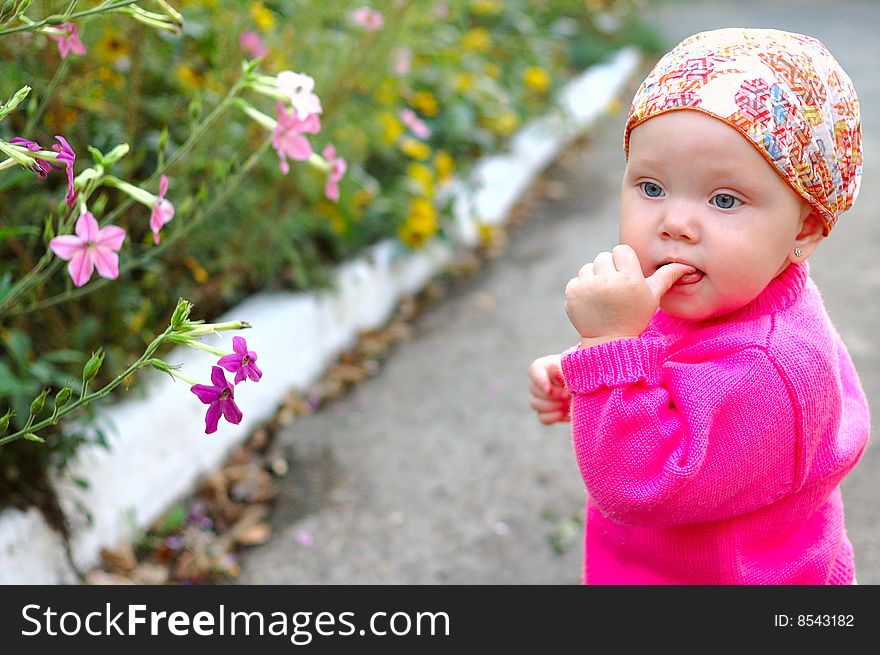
[{"left": 580, "top": 334, "right": 637, "bottom": 349}]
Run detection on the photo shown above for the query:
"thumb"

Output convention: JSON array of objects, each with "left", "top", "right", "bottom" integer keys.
[{"left": 645, "top": 263, "right": 695, "bottom": 300}]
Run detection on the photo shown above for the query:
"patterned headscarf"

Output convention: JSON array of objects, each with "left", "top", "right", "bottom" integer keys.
[{"left": 625, "top": 28, "right": 862, "bottom": 234}]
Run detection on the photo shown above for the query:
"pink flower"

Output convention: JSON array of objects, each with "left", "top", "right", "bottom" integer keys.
[
  {"left": 9, "top": 137, "right": 53, "bottom": 179},
  {"left": 49, "top": 23, "right": 86, "bottom": 59},
  {"left": 49, "top": 211, "right": 126, "bottom": 287},
  {"left": 351, "top": 7, "right": 384, "bottom": 31},
  {"left": 150, "top": 175, "right": 175, "bottom": 245},
  {"left": 190, "top": 366, "right": 243, "bottom": 434},
  {"left": 399, "top": 108, "right": 431, "bottom": 139},
  {"left": 392, "top": 47, "right": 411, "bottom": 76},
  {"left": 272, "top": 102, "right": 321, "bottom": 174},
  {"left": 218, "top": 336, "right": 263, "bottom": 384},
  {"left": 51, "top": 135, "right": 77, "bottom": 207},
  {"left": 239, "top": 30, "right": 268, "bottom": 58},
  {"left": 322, "top": 144, "right": 347, "bottom": 202}
]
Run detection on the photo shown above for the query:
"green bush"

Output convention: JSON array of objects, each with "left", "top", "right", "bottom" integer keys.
[{"left": 0, "top": 0, "right": 658, "bottom": 514}]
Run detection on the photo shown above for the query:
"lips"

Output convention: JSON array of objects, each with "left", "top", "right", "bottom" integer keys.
[{"left": 657, "top": 260, "right": 704, "bottom": 286}]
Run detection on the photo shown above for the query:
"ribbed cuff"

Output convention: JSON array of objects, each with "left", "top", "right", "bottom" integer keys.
[{"left": 561, "top": 333, "right": 667, "bottom": 394}]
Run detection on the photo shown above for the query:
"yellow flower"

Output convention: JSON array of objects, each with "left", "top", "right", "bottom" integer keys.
[
  {"left": 184, "top": 256, "right": 210, "bottom": 284},
  {"left": 478, "top": 222, "right": 499, "bottom": 247},
  {"left": 176, "top": 64, "right": 204, "bottom": 90},
  {"left": 379, "top": 112, "right": 404, "bottom": 144},
  {"left": 250, "top": 2, "right": 276, "bottom": 33},
  {"left": 484, "top": 63, "right": 502, "bottom": 79},
  {"left": 435, "top": 150, "right": 454, "bottom": 182},
  {"left": 604, "top": 97, "right": 623, "bottom": 115},
  {"left": 374, "top": 77, "right": 399, "bottom": 106},
  {"left": 96, "top": 67, "right": 125, "bottom": 90},
  {"left": 399, "top": 198, "right": 438, "bottom": 248},
  {"left": 94, "top": 28, "right": 131, "bottom": 64},
  {"left": 354, "top": 188, "right": 373, "bottom": 211},
  {"left": 453, "top": 73, "right": 476, "bottom": 93},
  {"left": 462, "top": 27, "right": 492, "bottom": 53},
  {"left": 407, "top": 162, "right": 435, "bottom": 196},
  {"left": 470, "top": 0, "right": 502, "bottom": 15},
  {"left": 400, "top": 137, "right": 431, "bottom": 161},
  {"left": 523, "top": 66, "right": 551, "bottom": 94},
  {"left": 412, "top": 91, "right": 439, "bottom": 117},
  {"left": 318, "top": 200, "right": 347, "bottom": 235},
  {"left": 494, "top": 111, "right": 520, "bottom": 136}
]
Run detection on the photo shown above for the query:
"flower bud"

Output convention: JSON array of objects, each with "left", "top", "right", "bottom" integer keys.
[
  {"left": 82, "top": 350, "right": 105, "bottom": 383},
  {"left": 0, "top": 85, "right": 31, "bottom": 121},
  {"left": 0, "top": 410, "right": 13, "bottom": 433},
  {"left": 170, "top": 298, "right": 193, "bottom": 329},
  {"left": 54, "top": 387, "right": 72, "bottom": 409},
  {"left": 23, "top": 432, "right": 45, "bottom": 443},
  {"left": 29, "top": 388, "right": 50, "bottom": 417}
]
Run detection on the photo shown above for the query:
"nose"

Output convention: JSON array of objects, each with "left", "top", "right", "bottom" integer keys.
[{"left": 658, "top": 201, "right": 699, "bottom": 242}]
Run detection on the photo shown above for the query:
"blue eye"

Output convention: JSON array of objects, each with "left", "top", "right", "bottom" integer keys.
[
  {"left": 641, "top": 182, "right": 663, "bottom": 198},
  {"left": 712, "top": 193, "right": 740, "bottom": 209}
]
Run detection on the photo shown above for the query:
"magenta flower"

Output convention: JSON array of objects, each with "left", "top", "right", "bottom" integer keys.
[
  {"left": 239, "top": 31, "right": 268, "bottom": 58},
  {"left": 190, "top": 366, "right": 243, "bottom": 434},
  {"left": 150, "top": 175, "right": 175, "bottom": 245},
  {"left": 400, "top": 108, "right": 431, "bottom": 139},
  {"left": 351, "top": 7, "right": 384, "bottom": 31},
  {"left": 322, "top": 144, "right": 347, "bottom": 202},
  {"left": 218, "top": 336, "right": 263, "bottom": 384},
  {"left": 9, "top": 137, "right": 53, "bottom": 179},
  {"left": 49, "top": 211, "right": 126, "bottom": 287},
  {"left": 272, "top": 102, "right": 321, "bottom": 174},
  {"left": 52, "top": 135, "right": 77, "bottom": 207},
  {"left": 49, "top": 23, "right": 87, "bottom": 59}
]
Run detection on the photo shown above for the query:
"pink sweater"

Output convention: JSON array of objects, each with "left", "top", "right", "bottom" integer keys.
[{"left": 560, "top": 262, "right": 869, "bottom": 584}]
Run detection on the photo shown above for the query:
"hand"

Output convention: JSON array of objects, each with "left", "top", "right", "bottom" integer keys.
[
  {"left": 528, "top": 353, "right": 571, "bottom": 424},
  {"left": 564, "top": 244, "right": 693, "bottom": 343}
]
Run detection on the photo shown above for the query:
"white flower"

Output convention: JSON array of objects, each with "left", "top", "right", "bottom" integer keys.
[{"left": 276, "top": 71, "right": 323, "bottom": 119}]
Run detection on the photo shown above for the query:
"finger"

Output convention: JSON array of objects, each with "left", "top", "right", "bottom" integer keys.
[
  {"left": 529, "top": 378, "right": 551, "bottom": 399},
  {"left": 528, "top": 363, "right": 552, "bottom": 395},
  {"left": 538, "top": 409, "right": 568, "bottom": 425},
  {"left": 530, "top": 397, "right": 565, "bottom": 413},
  {"left": 611, "top": 244, "right": 643, "bottom": 277},
  {"left": 593, "top": 250, "right": 614, "bottom": 275},
  {"left": 548, "top": 365, "right": 566, "bottom": 389},
  {"left": 576, "top": 262, "right": 594, "bottom": 278},
  {"left": 645, "top": 263, "right": 695, "bottom": 300}
]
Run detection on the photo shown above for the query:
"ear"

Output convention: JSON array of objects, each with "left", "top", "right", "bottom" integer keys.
[{"left": 790, "top": 205, "right": 825, "bottom": 264}]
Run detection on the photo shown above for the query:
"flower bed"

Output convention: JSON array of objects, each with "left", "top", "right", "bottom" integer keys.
[{"left": 0, "top": 1, "right": 657, "bottom": 581}]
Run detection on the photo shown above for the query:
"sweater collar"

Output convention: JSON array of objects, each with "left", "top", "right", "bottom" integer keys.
[{"left": 653, "top": 261, "right": 809, "bottom": 332}]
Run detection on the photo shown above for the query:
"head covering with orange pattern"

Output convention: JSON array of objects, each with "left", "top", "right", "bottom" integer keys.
[{"left": 625, "top": 28, "right": 862, "bottom": 234}]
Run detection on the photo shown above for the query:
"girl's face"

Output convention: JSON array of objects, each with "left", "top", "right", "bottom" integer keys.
[{"left": 620, "top": 110, "right": 812, "bottom": 321}]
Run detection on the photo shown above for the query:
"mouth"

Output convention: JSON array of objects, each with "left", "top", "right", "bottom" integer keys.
[{"left": 657, "top": 260, "right": 705, "bottom": 286}]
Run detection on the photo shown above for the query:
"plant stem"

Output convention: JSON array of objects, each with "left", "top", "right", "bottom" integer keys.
[
  {"left": 8, "top": 136, "right": 273, "bottom": 316},
  {"left": 0, "top": 0, "right": 141, "bottom": 37},
  {"left": 0, "top": 323, "right": 174, "bottom": 448},
  {"left": 1, "top": 74, "right": 250, "bottom": 317}
]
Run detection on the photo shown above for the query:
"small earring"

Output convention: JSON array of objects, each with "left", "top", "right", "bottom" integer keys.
[{"left": 794, "top": 247, "right": 803, "bottom": 259}]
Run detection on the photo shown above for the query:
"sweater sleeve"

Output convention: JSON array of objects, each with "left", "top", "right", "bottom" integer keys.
[{"left": 561, "top": 332, "right": 799, "bottom": 526}]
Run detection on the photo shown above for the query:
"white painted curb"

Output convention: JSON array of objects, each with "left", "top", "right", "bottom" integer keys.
[{"left": 0, "top": 47, "right": 640, "bottom": 584}]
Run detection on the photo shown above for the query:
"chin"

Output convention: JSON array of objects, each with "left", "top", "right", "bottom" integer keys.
[{"left": 658, "top": 297, "right": 719, "bottom": 322}]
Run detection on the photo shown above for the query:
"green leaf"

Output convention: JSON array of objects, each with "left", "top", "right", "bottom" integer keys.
[
  {"left": 2, "top": 328, "right": 32, "bottom": 372},
  {"left": 0, "top": 225, "right": 41, "bottom": 240},
  {"left": 157, "top": 504, "right": 188, "bottom": 535}
]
